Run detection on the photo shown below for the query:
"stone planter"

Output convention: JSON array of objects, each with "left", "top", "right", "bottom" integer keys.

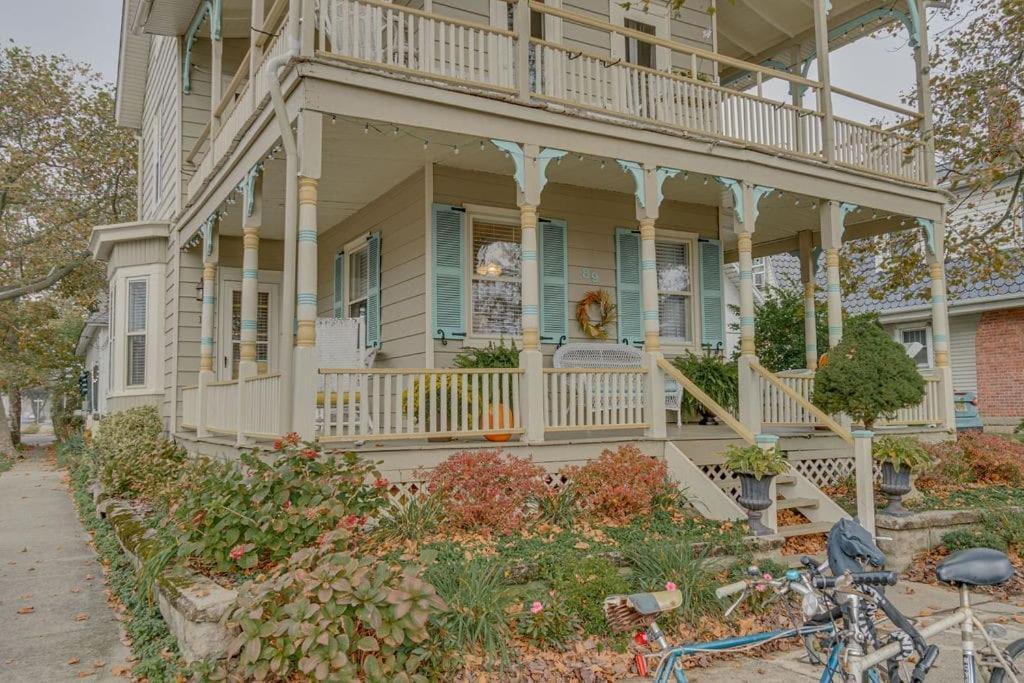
[
  {"left": 737, "top": 473, "right": 775, "bottom": 536},
  {"left": 875, "top": 509, "right": 987, "bottom": 572},
  {"left": 879, "top": 462, "right": 913, "bottom": 516}
]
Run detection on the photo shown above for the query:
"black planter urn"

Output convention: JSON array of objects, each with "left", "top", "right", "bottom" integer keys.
[
  {"left": 737, "top": 473, "right": 775, "bottom": 536},
  {"left": 880, "top": 461, "right": 913, "bottom": 516}
]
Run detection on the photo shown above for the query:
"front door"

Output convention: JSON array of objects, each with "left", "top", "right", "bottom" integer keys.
[{"left": 218, "top": 275, "right": 280, "bottom": 380}]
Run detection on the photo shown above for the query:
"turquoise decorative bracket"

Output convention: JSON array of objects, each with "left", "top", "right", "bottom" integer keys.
[
  {"left": 491, "top": 140, "right": 566, "bottom": 201},
  {"left": 715, "top": 177, "right": 743, "bottom": 223},
  {"left": 239, "top": 163, "right": 264, "bottom": 218},
  {"left": 751, "top": 185, "right": 774, "bottom": 224},
  {"left": 905, "top": 0, "right": 922, "bottom": 48},
  {"left": 616, "top": 160, "right": 645, "bottom": 208},
  {"left": 838, "top": 202, "right": 859, "bottom": 240},
  {"left": 536, "top": 147, "right": 567, "bottom": 196},
  {"left": 916, "top": 217, "right": 936, "bottom": 256},
  {"left": 655, "top": 167, "right": 681, "bottom": 208},
  {"left": 183, "top": 0, "right": 223, "bottom": 94},
  {"left": 201, "top": 215, "right": 216, "bottom": 259}
]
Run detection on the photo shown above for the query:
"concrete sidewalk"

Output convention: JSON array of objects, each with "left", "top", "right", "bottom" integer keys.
[
  {"left": 688, "top": 581, "right": 1024, "bottom": 682},
  {"left": 0, "top": 441, "right": 132, "bottom": 682}
]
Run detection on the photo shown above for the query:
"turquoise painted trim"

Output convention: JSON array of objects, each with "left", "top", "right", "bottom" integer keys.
[
  {"left": 805, "top": 311, "right": 816, "bottom": 319},
  {"left": 537, "top": 147, "right": 567, "bottom": 196},
  {"left": 715, "top": 177, "right": 744, "bottom": 223},
  {"left": 643, "top": 310, "right": 659, "bottom": 321},
  {"left": 641, "top": 259, "right": 656, "bottom": 270},
  {"left": 741, "top": 316, "right": 755, "bottom": 325},
  {"left": 852, "top": 429, "right": 874, "bottom": 438},
  {"left": 739, "top": 271, "right": 753, "bottom": 280},
  {"left": 698, "top": 239, "right": 725, "bottom": 350},
  {"left": 538, "top": 218, "right": 569, "bottom": 342},
  {"left": 491, "top": 139, "right": 526, "bottom": 193},
  {"left": 242, "top": 268, "right": 258, "bottom": 279},
  {"left": 615, "top": 228, "right": 644, "bottom": 345},
  {"left": 298, "top": 230, "right": 318, "bottom": 243},
  {"left": 751, "top": 185, "right": 774, "bottom": 224},
  {"left": 755, "top": 433, "right": 779, "bottom": 444},
  {"left": 828, "top": 325, "right": 843, "bottom": 334},
  {"left": 805, "top": 343, "right": 817, "bottom": 350},
  {"left": 203, "top": 296, "right": 215, "bottom": 305},
  {"left": 522, "top": 249, "right": 537, "bottom": 260},
  {"left": 240, "top": 320, "right": 258, "bottom": 330},
  {"left": 827, "top": 283, "right": 840, "bottom": 293},
  {"left": 522, "top": 304, "right": 539, "bottom": 315},
  {"left": 432, "top": 204, "right": 466, "bottom": 339},
  {"left": 932, "top": 334, "right": 948, "bottom": 343},
  {"left": 241, "top": 163, "right": 262, "bottom": 218},
  {"left": 616, "top": 160, "right": 646, "bottom": 209},
  {"left": 931, "top": 294, "right": 946, "bottom": 303},
  {"left": 839, "top": 202, "right": 859, "bottom": 240},
  {"left": 333, "top": 251, "right": 345, "bottom": 318},
  {"left": 904, "top": 0, "right": 922, "bottom": 47},
  {"left": 201, "top": 215, "right": 216, "bottom": 258},
  {"left": 183, "top": 0, "right": 221, "bottom": 94},
  {"left": 916, "top": 217, "right": 936, "bottom": 255},
  {"left": 201, "top": 336, "right": 214, "bottom": 345},
  {"left": 296, "top": 293, "right": 318, "bottom": 305},
  {"left": 655, "top": 167, "right": 681, "bottom": 208}
]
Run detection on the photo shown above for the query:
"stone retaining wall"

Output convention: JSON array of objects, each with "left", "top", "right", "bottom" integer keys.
[{"left": 875, "top": 509, "right": 984, "bottom": 572}]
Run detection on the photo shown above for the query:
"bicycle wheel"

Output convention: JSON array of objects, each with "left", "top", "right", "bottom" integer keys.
[{"left": 989, "top": 637, "right": 1024, "bottom": 683}]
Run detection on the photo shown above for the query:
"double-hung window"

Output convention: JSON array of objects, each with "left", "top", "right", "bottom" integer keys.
[
  {"left": 655, "top": 238, "right": 694, "bottom": 343},
  {"left": 899, "top": 328, "right": 931, "bottom": 368},
  {"left": 624, "top": 19, "right": 656, "bottom": 68},
  {"left": 752, "top": 257, "right": 767, "bottom": 291},
  {"left": 125, "top": 278, "right": 148, "bottom": 387},
  {"left": 470, "top": 220, "right": 522, "bottom": 336},
  {"left": 347, "top": 244, "right": 370, "bottom": 320}
]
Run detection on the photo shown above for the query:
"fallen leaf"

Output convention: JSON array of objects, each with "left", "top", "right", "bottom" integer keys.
[
  {"left": 111, "top": 665, "right": 132, "bottom": 677},
  {"left": 16, "top": 606, "right": 35, "bottom": 615},
  {"left": 68, "top": 658, "right": 81, "bottom": 665},
  {"left": 77, "top": 671, "right": 95, "bottom": 678},
  {"left": 918, "top": 608, "right": 934, "bottom": 617},
  {"left": 75, "top": 613, "right": 90, "bottom": 621},
  {"left": 92, "top": 660, "right": 105, "bottom": 668}
]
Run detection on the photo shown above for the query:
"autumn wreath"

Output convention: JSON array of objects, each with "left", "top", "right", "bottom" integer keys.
[{"left": 575, "top": 289, "right": 616, "bottom": 339}]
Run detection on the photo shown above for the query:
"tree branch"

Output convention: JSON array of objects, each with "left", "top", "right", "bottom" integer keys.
[{"left": 0, "top": 252, "right": 89, "bottom": 302}]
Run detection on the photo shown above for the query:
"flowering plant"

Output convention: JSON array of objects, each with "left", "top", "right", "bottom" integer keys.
[
  {"left": 562, "top": 444, "right": 677, "bottom": 522},
  {"left": 515, "top": 593, "right": 578, "bottom": 649}
]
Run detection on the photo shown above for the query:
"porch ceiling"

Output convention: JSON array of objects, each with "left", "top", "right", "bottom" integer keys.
[{"left": 214, "top": 116, "right": 886, "bottom": 246}]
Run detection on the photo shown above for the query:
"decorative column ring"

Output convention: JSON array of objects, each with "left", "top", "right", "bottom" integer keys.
[
  {"left": 200, "top": 260, "right": 217, "bottom": 372},
  {"left": 295, "top": 177, "right": 319, "bottom": 349},
  {"left": 639, "top": 216, "right": 660, "bottom": 351},
  {"left": 520, "top": 204, "right": 541, "bottom": 351},
  {"left": 239, "top": 227, "right": 260, "bottom": 366},
  {"left": 929, "top": 260, "right": 950, "bottom": 368},
  {"left": 737, "top": 231, "right": 756, "bottom": 356}
]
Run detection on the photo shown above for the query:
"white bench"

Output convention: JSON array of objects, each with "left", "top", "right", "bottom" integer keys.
[{"left": 553, "top": 343, "right": 683, "bottom": 428}]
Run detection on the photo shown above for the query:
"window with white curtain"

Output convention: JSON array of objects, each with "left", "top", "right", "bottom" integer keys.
[
  {"left": 655, "top": 239, "right": 694, "bottom": 342},
  {"left": 347, "top": 245, "right": 369, "bottom": 320},
  {"left": 126, "top": 278, "right": 148, "bottom": 387},
  {"left": 471, "top": 220, "right": 522, "bottom": 336},
  {"left": 900, "top": 328, "right": 930, "bottom": 368}
]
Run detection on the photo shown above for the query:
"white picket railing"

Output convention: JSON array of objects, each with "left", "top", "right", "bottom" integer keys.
[
  {"left": 878, "top": 370, "right": 944, "bottom": 426},
  {"left": 181, "top": 385, "right": 199, "bottom": 429},
  {"left": 205, "top": 380, "right": 240, "bottom": 434},
  {"left": 834, "top": 117, "right": 925, "bottom": 184},
  {"left": 542, "top": 368, "right": 647, "bottom": 431},
  {"left": 239, "top": 373, "right": 284, "bottom": 439},
  {"left": 321, "top": 0, "right": 517, "bottom": 92},
  {"left": 317, "top": 368, "right": 523, "bottom": 442}
]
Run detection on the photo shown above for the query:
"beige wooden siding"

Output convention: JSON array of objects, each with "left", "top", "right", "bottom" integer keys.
[
  {"left": 173, "top": 246, "right": 204, "bottom": 428},
  {"left": 218, "top": 237, "right": 286, "bottom": 270},
  {"left": 140, "top": 36, "right": 181, "bottom": 222},
  {"left": 949, "top": 313, "right": 979, "bottom": 394},
  {"left": 107, "top": 239, "right": 167, "bottom": 276},
  {"left": 431, "top": 165, "right": 719, "bottom": 368},
  {"left": 107, "top": 392, "right": 164, "bottom": 414},
  {"left": 316, "top": 170, "right": 427, "bottom": 368}
]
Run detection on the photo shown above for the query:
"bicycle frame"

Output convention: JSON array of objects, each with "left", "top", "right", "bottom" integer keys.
[{"left": 650, "top": 622, "right": 836, "bottom": 683}]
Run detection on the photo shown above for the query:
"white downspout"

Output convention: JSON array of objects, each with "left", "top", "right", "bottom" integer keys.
[{"left": 265, "top": 0, "right": 302, "bottom": 434}]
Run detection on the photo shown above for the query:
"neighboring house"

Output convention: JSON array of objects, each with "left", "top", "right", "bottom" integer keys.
[
  {"left": 76, "top": 311, "right": 111, "bottom": 427},
  {"left": 82, "top": 0, "right": 955, "bottom": 528}
]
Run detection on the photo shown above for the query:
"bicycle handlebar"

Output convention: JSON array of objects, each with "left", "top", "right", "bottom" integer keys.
[
  {"left": 715, "top": 580, "right": 749, "bottom": 599},
  {"left": 812, "top": 571, "right": 898, "bottom": 589}
]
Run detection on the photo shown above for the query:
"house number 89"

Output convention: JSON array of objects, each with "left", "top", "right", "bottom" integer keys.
[{"left": 580, "top": 268, "right": 599, "bottom": 284}]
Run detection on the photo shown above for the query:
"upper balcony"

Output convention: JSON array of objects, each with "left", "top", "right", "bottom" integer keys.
[{"left": 180, "top": 0, "right": 933, "bottom": 203}]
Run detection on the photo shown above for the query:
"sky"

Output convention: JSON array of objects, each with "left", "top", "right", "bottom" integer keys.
[{"left": 0, "top": 0, "right": 969, "bottom": 124}]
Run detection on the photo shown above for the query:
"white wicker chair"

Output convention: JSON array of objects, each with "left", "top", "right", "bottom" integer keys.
[
  {"left": 552, "top": 343, "right": 683, "bottom": 428},
  {"left": 315, "top": 318, "right": 377, "bottom": 436}
]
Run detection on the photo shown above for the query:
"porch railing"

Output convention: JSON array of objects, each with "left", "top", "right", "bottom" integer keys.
[
  {"left": 320, "top": 0, "right": 517, "bottom": 93},
  {"left": 317, "top": 368, "right": 524, "bottom": 442},
  {"left": 239, "top": 373, "right": 284, "bottom": 440},
  {"left": 181, "top": 385, "right": 199, "bottom": 429},
  {"left": 542, "top": 368, "right": 648, "bottom": 432},
  {"left": 205, "top": 380, "right": 240, "bottom": 434},
  {"left": 879, "top": 370, "right": 944, "bottom": 426}
]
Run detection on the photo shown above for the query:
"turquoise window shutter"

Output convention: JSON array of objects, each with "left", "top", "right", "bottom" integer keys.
[
  {"left": 431, "top": 204, "right": 466, "bottom": 340},
  {"left": 698, "top": 238, "right": 725, "bottom": 351},
  {"left": 539, "top": 218, "right": 568, "bottom": 343},
  {"left": 615, "top": 228, "right": 643, "bottom": 346},
  {"left": 333, "top": 252, "right": 345, "bottom": 318},
  {"left": 365, "top": 233, "right": 382, "bottom": 348}
]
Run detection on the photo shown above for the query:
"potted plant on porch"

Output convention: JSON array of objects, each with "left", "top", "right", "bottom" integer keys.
[
  {"left": 872, "top": 436, "right": 933, "bottom": 515},
  {"left": 453, "top": 340, "right": 520, "bottom": 442},
  {"left": 670, "top": 351, "right": 738, "bottom": 424},
  {"left": 723, "top": 443, "right": 790, "bottom": 536}
]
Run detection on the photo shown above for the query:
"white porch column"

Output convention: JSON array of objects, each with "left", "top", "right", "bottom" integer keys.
[
  {"left": 292, "top": 112, "right": 323, "bottom": 441},
  {"left": 492, "top": 140, "right": 566, "bottom": 443},
  {"left": 798, "top": 230, "right": 818, "bottom": 370},
  {"left": 812, "top": 0, "right": 835, "bottom": 164},
  {"left": 923, "top": 215, "right": 956, "bottom": 430},
  {"left": 197, "top": 220, "right": 219, "bottom": 438},
  {"left": 910, "top": 0, "right": 936, "bottom": 185},
  {"left": 239, "top": 172, "right": 262, "bottom": 381},
  {"left": 820, "top": 201, "right": 844, "bottom": 348}
]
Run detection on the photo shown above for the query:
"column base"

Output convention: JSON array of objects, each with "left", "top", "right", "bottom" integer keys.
[
  {"left": 292, "top": 346, "right": 319, "bottom": 442},
  {"left": 737, "top": 355, "right": 762, "bottom": 435},
  {"left": 519, "top": 349, "right": 545, "bottom": 443},
  {"left": 644, "top": 351, "right": 667, "bottom": 439},
  {"left": 196, "top": 369, "right": 216, "bottom": 438}
]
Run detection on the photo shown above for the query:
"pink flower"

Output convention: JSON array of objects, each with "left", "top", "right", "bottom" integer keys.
[
  {"left": 229, "top": 545, "right": 246, "bottom": 560},
  {"left": 762, "top": 573, "right": 772, "bottom": 580},
  {"left": 530, "top": 601, "right": 543, "bottom": 614},
  {"left": 374, "top": 478, "right": 390, "bottom": 490},
  {"left": 301, "top": 448, "right": 318, "bottom": 460},
  {"left": 282, "top": 500, "right": 292, "bottom": 511},
  {"left": 272, "top": 439, "right": 283, "bottom": 451},
  {"left": 665, "top": 581, "right": 677, "bottom": 591},
  {"left": 755, "top": 584, "right": 768, "bottom": 593}
]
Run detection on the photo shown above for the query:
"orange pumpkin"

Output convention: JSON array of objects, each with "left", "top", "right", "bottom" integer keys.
[
  {"left": 483, "top": 403, "right": 514, "bottom": 442},
  {"left": 818, "top": 352, "right": 829, "bottom": 368}
]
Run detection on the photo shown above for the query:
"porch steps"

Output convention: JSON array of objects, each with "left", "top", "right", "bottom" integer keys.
[
  {"left": 775, "top": 474, "right": 796, "bottom": 486},
  {"left": 777, "top": 521, "right": 833, "bottom": 538},
  {"left": 776, "top": 497, "right": 819, "bottom": 511}
]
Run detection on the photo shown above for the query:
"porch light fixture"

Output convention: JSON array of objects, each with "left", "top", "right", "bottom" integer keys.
[{"left": 195, "top": 281, "right": 206, "bottom": 302}]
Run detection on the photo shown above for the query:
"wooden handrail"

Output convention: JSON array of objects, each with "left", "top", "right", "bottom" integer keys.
[
  {"left": 256, "top": 0, "right": 289, "bottom": 48},
  {"left": 829, "top": 85, "right": 922, "bottom": 121},
  {"left": 529, "top": 1, "right": 821, "bottom": 91},
  {"left": 319, "top": 367, "right": 525, "bottom": 375},
  {"left": 213, "top": 51, "right": 251, "bottom": 119},
  {"left": 185, "top": 120, "right": 212, "bottom": 166},
  {"left": 543, "top": 367, "right": 648, "bottom": 374},
  {"left": 656, "top": 357, "right": 755, "bottom": 445},
  {"left": 347, "top": 0, "right": 517, "bottom": 37},
  {"left": 749, "top": 361, "right": 854, "bottom": 445}
]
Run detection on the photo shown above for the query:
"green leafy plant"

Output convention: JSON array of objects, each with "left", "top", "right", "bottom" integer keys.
[
  {"left": 401, "top": 374, "right": 470, "bottom": 427},
  {"left": 424, "top": 449, "right": 552, "bottom": 534},
  {"left": 549, "top": 556, "right": 629, "bottom": 635},
  {"left": 872, "top": 436, "right": 934, "bottom": 472},
  {"left": 626, "top": 541, "right": 721, "bottom": 624},
  {"left": 729, "top": 285, "right": 829, "bottom": 372},
  {"left": 453, "top": 340, "right": 520, "bottom": 369},
  {"left": 427, "top": 558, "right": 515, "bottom": 662},
  {"left": 723, "top": 444, "right": 790, "bottom": 479},
  {"left": 536, "top": 485, "right": 579, "bottom": 527},
  {"left": 812, "top": 320, "right": 925, "bottom": 429},
  {"left": 516, "top": 594, "right": 579, "bottom": 649},
  {"left": 941, "top": 528, "right": 1008, "bottom": 554},
  {"left": 223, "top": 529, "right": 447, "bottom": 681},
  {"left": 374, "top": 494, "right": 444, "bottom": 543},
  {"left": 562, "top": 444, "right": 677, "bottom": 522},
  {"left": 90, "top": 406, "right": 185, "bottom": 502},
  {"left": 726, "top": 558, "right": 788, "bottom": 616},
  {"left": 671, "top": 351, "right": 738, "bottom": 419}
]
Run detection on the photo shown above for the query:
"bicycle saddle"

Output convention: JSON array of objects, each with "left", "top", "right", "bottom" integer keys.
[
  {"left": 603, "top": 590, "right": 683, "bottom": 631},
  {"left": 935, "top": 548, "right": 1015, "bottom": 587}
]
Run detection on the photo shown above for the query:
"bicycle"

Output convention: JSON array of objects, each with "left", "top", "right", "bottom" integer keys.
[{"left": 604, "top": 533, "right": 1024, "bottom": 682}]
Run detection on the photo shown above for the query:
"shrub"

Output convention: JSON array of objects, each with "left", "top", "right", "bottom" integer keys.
[
  {"left": 872, "top": 436, "right": 934, "bottom": 472},
  {"left": 424, "top": 449, "right": 552, "bottom": 534},
  {"left": 549, "top": 556, "right": 629, "bottom": 635},
  {"left": 224, "top": 529, "right": 447, "bottom": 682},
  {"left": 91, "top": 406, "right": 186, "bottom": 503},
  {"left": 159, "top": 438, "right": 389, "bottom": 573},
  {"left": 918, "top": 433, "right": 1024, "bottom": 489},
  {"left": 427, "top": 558, "right": 515, "bottom": 661},
  {"left": 723, "top": 444, "right": 789, "bottom": 479},
  {"left": 941, "top": 528, "right": 1008, "bottom": 554},
  {"left": 729, "top": 285, "right": 828, "bottom": 373},
  {"left": 813, "top": 320, "right": 925, "bottom": 428},
  {"left": 563, "top": 444, "right": 676, "bottom": 523},
  {"left": 626, "top": 541, "right": 721, "bottom": 624},
  {"left": 671, "top": 351, "right": 738, "bottom": 417},
  {"left": 374, "top": 495, "right": 444, "bottom": 543},
  {"left": 516, "top": 594, "right": 579, "bottom": 649},
  {"left": 452, "top": 340, "right": 520, "bottom": 369}
]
